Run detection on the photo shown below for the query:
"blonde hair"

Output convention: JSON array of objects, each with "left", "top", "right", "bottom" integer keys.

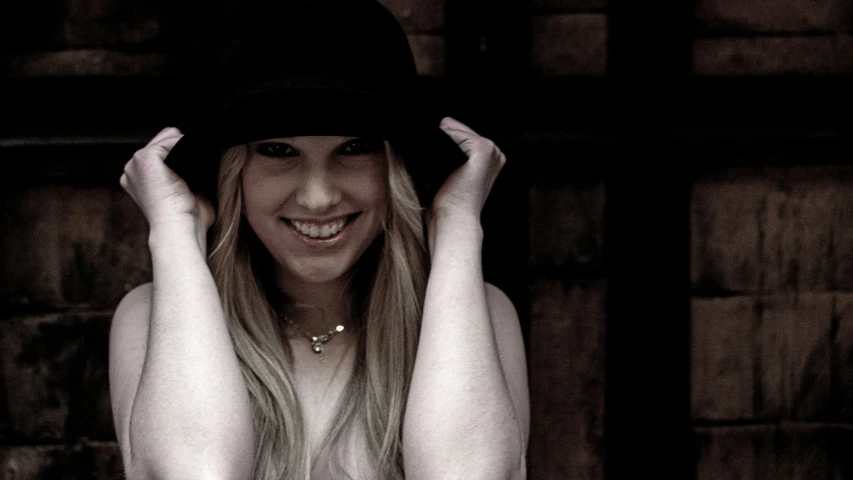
[{"left": 207, "top": 141, "right": 428, "bottom": 479}]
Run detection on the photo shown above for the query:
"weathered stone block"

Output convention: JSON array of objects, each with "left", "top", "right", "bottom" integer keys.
[
  {"left": 4, "top": 50, "right": 169, "bottom": 77},
  {"left": 0, "top": 313, "right": 115, "bottom": 441},
  {"left": 832, "top": 293, "right": 853, "bottom": 418},
  {"left": 691, "top": 292, "right": 846, "bottom": 421},
  {"left": 529, "top": 179, "right": 605, "bottom": 270},
  {"left": 378, "top": 0, "right": 445, "bottom": 31},
  {"left": 0, "top": 0, "right": 175, "bottom": 51},
  {"left": 692, "top": 167, "right": 853, "bottom": 294},
  {"left": 0, "top": 186, "right": 151, "bottom": 311},
  {"left": 695, "top": 424, "right": 853, "bottom": 480},
  {"left": 694, "top": 35, "right": 853, "bottom": 76},
  {"left": 408, "top": 34, "right": 446, "bottom": 76},
  {"left": 0, "top": 442, "right": 122, "bottom": 479},
  {"left": 695, "top": 0, "right": 853, "bottom": 33},
  {"left": 759, "top": 293, "right": 834, "bottom": 419},
  {"left": 529, "top": 278, "right": 605, "bottom": 480},
  {"left": 691, "top": 171, "right": 765, "bottom": 293},
  {"left": 534, "top": 0, "right": 607, "bottom": 10},
  {"left": 691, "top": 296, "right": 757, "bottom": 420},
  {"left": 531, "top": 14, "right": 608, "bottom": 76}
]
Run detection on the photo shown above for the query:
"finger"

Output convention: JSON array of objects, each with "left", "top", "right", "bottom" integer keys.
[
  {"left": 148, "top": 134, "right": 184, "bottom": 154},
  {"left": 439, "top": 124, "right": 479, "bottom": 139},
  {"left": 440, "top": 127, "right": 479, "bottom": 156},
  {"left": 133, "top": 137, "right": 181, "bottom": 165},
  {"left": 441, "top": 128, "right": 500, "bottom": 161},
  {"left": 152, "top": 141, "right": 180, "bottom": 159},
  {"left": 119, "top": 173, "right": 140, "bottom": 205},
  {"left": 440, "top": 117, "right": 478, "bottom": 135},
  {"left": 149, "top": 126, "right": 182, "bottom": 145}
]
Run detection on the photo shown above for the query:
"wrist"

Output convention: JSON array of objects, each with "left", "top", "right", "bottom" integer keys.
[
  {"left": 148, "top": 219, "right": 207, "bottom": 255},
  {"left": 432, "top": 208, "right": 482, "bottom": 232},
  {"left": 430, "top": 210, "right": 484, "bottom": 257}
]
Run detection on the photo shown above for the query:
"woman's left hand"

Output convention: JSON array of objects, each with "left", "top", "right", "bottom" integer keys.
[{"left": 434, "top": 117, "right": 507, "bottom": 221}]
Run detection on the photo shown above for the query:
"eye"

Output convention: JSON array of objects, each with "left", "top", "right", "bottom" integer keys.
[
  {"left": 255, "top": 142, "right": 297, "bottom": 158},
  {"left": 339, "top": 138, "right": 384, "bottom": 156}
]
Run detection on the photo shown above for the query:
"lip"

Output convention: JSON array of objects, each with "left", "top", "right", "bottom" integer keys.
[
  {"left": 281, "top": 212, "right": 360, "bottom": 245},
  {"left": 286, "top": 214, "right": 351, "bottom": 224}
]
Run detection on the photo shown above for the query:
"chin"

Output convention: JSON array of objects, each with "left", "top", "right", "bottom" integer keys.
[
  {"left": 267, "top": 222, "right": 384, "bottom": 287},
  {"left": 279, "top": 255, "right": 358, "bottom": 285}
]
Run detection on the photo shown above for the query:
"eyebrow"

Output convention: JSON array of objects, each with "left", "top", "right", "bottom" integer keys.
[{"left": 252, "top": 136, "right": 361, "bottom": 148}]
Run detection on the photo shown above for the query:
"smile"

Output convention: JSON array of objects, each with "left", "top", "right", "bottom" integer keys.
[{"left": 282, "top": 213, "right": 360, "bottom": 240}]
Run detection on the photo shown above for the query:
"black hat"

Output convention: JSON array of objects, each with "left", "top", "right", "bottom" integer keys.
[{"left": 165, "top": 0, "right": 467, "bottom": 207}]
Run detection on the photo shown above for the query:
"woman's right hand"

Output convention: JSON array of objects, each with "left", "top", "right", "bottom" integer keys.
[{"left": 120, "top": 127, "right": 215, "bottom": 250}]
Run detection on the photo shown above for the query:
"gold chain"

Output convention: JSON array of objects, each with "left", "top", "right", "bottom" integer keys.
[{"left": 280, "top": 314, "right": 345, "bottom": 363}]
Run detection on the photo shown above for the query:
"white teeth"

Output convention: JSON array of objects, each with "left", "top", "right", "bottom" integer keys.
[{"left": 290, "top": 217, "right": 348, "bottom": 239}]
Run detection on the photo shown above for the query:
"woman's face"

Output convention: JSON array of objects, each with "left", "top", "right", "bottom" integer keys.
[{"left": 241, "top": 135, "right": 388, "bottom": 285}]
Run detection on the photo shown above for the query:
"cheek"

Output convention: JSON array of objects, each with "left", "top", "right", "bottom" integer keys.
[
  {"left": 351, "top": 164, "right": 388, "bottom": 207},
  {"left": 242, "top": 171, "right": 287, "bottom": 215}
]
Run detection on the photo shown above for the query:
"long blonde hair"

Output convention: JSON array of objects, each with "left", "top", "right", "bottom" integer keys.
[{"left": 207, "top": 140, "right": 428, "bottom": 479}]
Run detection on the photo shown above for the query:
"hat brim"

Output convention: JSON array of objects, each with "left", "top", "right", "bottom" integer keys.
[{"left": 165, "top": 88, "right": 467, "bottom": 209}]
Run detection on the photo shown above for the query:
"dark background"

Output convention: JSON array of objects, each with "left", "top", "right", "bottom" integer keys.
[{"left": 1, "top": 0, "right": 852, "bottom": 478}]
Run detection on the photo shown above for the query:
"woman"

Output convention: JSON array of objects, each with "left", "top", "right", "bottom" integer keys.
[{"left": 108, "top": 1, "right": 529, "bottom": 479}]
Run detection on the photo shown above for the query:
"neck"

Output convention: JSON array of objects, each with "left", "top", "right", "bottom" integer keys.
[{"left": 275, "top": 272, "right": 355, "bottom": 334}]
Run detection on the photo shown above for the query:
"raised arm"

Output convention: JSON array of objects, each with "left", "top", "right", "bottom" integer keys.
[
  {"left": 108, "top": 127, "right": 254, "bottom": 479},
  {"left": 403, "top": 118, "right": 530, "bottom": 480}
]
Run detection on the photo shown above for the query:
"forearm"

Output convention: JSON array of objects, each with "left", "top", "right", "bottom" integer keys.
[
  {"left": 404, "top": 214, "right": 523, "bottom": 479},
  {"left": 128, "top": 223, "right": 253, "bottom": 478}
]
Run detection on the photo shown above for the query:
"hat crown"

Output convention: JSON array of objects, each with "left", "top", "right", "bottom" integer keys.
[{"left": 210, "top": 0, "right": 418, "bottom": 106}]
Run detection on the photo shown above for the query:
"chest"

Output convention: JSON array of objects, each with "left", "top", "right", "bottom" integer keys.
[{"left": 291, "top": 350, "right": 376, "bottom": 477}]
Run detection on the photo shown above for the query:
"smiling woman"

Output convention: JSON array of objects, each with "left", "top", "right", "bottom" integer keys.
[
  {"left": 108, "top": 1, "right": 529, "bottom": 479},
  {"left": 240, "top": 136, "right": 389, "bottom": 286}
]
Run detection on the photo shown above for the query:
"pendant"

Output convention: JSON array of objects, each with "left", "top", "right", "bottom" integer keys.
[{"left": 312, "top": 342, "right": 325, "bottom": 362}]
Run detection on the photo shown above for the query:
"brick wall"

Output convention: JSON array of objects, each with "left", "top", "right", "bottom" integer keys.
[
  {"left": 379, "top": 0, "right": 447, "bottom": 76},
  {"left": 0, "top": 0, "right": 448, "bottom": 78},
  {"left": 0, "top": 184, "right": 150, "bottom": 476},
  {"left": 0, "top": 0, "right": 181, "bottom": 77},
  {"left": 691, "top": 166, "right": 853, "bottom": 478},
  {"left": 2, "top": 0, "right": 852, "bottom": 479},
  {"left": 531, "top": 0, "right": 608, "bottom": 76},
  {"left": 528, "top": 172, "right": 606, "bottom": 479},
  {"left": 693, "top": 0, "right": 853, "bottom": 75}
]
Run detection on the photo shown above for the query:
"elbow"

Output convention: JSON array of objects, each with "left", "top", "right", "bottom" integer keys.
[
  {"left": 123, "top": 426, "right": 254, "bottom": 480},
  {"left": 403, "top": 435, "right": 527, "bottom": 480},
  {"left": 472, "top": 421, "right": 527, "bottom": 480},
  {"left": 484, "top": 441, "right": 527, "bottom": 480},
  {"left": 123, "top": 456, "right": 254, "bottom": 480},
  {"left": 124, "top": 401, "right": 255, "bottom": 480}
]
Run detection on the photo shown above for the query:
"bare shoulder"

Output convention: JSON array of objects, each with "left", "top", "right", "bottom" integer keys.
[
  {"left": 109, "top": 282, "right": 153, "bottom": 459},
  {"left": 485, "top": 283, "right": 519, "bottom": 324},
  {"left": 111, "top": 282, "right": 153, "bottom": 357},
  {"left": 484, "top": 282, "right": 530, "bottom": 442},
  {"left": 114, "top": 282, "right": 153, "bottom": 321}
]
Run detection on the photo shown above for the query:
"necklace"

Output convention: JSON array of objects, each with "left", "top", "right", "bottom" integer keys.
[{"left": 280, "top": 314, "right": 345, "bottom": 362}]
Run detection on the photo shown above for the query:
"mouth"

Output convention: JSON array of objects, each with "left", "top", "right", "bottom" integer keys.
[{"left": 281, "top": 213, "right": 361, "bottom": 241}]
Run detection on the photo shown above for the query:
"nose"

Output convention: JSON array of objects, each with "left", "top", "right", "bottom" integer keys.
[{"left": 295, "top": 165, "right": 341, "bottom": 212}]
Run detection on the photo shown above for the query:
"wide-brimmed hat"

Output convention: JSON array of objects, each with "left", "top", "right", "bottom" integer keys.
[{"left": 165, "top": 0, "right": 467, "bottom": 207}]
